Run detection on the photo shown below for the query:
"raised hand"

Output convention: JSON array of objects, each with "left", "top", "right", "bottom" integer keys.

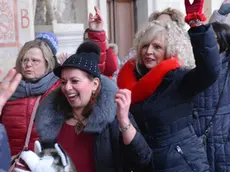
[
  {"left": 184, "top": 0, "right": 206, "bottom": 25},
  {"left": 115, "top": 89, "right": 131, "bottom": 123},
  {"left": 219, "top": 0, "right": 230, "bottom": 15},
  {"left": 0, "top": 69, "right": 22, "bottom": 115},
  {"left": 57, "top": 52, "right": 70, "bottom": 65},
  {"left": 184, "top": 0, "right": 204, "bottom": 14},
  {"left": 88, "top": 6, "right": 104, "bottom": 31}
]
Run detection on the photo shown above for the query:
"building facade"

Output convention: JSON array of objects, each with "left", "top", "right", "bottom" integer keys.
[{"left": 0, "top": 0, "right": 224, "bottom": 79}]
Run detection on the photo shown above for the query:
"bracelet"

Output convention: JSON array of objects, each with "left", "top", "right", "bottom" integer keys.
[
  {"left": 119, "top": 120, "right": 131, "bottom": 132},
  {"left": 188, "top": 19, "right": 203, "bottom": 27},
  {"left": 185, "top": 12, "right": 206, "bottom": 24}
]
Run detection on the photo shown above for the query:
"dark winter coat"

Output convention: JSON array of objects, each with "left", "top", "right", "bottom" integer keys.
[
  {"left": 192, "top": 53, "right": 230, "bottom": 172},
  {"left": 130, "top": 25, "right": 220, "bottom": 172},
  {"left": 35, "top": 75, "right": 152, "bottom": 172},
  {"left": 0, "top": 124, "right": 11, "bottom": 172}
]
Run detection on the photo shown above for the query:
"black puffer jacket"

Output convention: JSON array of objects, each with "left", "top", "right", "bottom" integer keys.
[
  {"left": 193, "top": 53, "right": 230, "bottom": 172},
  {"left": 130, "top": 25, "right": 220, "bottom": 172}
]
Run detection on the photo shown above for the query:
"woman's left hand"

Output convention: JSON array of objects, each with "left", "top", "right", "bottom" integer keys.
[{"left": 115, "top": 89, "right": 131, "bottom": 123}]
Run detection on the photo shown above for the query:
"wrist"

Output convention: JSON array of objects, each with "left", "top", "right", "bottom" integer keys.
[
  {"left": 119, "top": 119, "right": 131, "bottom": 132},
  {"left": 189, "top": 19, "right": 203, "bottom": 27},
  {"left": 185, "top": 13, "right": 206, "bottom": 25}
]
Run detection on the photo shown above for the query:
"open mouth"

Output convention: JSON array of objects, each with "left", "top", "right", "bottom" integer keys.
[
  {"left": 145, "top": 57, "right": 156, "bottom": 62},
  {"left": 66, "top": 93, "right": 80, "bottom": 102}
]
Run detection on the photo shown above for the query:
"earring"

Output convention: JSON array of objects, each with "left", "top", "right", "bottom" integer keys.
[{"left": 90, "top": 91, "right": 96, "bottom": 105}]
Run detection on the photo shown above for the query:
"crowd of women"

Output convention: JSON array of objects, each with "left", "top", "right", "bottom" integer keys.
[{"left": 1, "top": 0, "right": 230, "bottom": 171}]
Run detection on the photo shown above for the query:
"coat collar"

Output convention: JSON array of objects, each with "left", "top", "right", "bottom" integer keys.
[
  {"left": 117, "top": 58, "right": 181, "bottom": 104},
  {"left": 35, "top": 75, "right": 118, "bottom": 142}
]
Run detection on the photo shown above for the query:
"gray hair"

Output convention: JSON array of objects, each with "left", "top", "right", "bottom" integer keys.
[
  {"left": 15, "top": 39, "right": 55, "bottom": 74},
  {"left": 148, "top": 8, "right": 185, "bottom": 28},
  {"left": 134, "top": 20, "right": 195, "bottom": 73}
]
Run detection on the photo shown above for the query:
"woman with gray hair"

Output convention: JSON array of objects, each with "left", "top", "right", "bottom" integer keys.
[
  {"left": 0, "top": 39, "right": 60, "bottom": 158},
  {"left": 112, "top": 7, "right": 195, "bottom": 82},
  {"left": 117, "top": 0, "right": 220, "bottom": 171}
]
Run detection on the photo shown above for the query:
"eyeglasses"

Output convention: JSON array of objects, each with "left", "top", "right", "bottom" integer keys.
[{"left": 20, "top": 58, "right": 44, "bottom": 66}]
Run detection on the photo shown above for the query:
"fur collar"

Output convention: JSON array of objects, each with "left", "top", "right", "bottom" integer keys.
[
  {"left": 35, "top": 75, "right": 118, "bottom": 142},
  {"left": 117, "top": 58, "right": 181, "bottom": 104}
]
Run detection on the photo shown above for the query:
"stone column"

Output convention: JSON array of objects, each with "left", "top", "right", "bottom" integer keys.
[{"left": 34, "top": 0, "right": 86, "bottom": 55}]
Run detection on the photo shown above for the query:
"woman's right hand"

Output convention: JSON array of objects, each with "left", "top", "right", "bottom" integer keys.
[
  {"left": 0, "top": 69, "right": 21, "bottom": 116},
  {"left": 88, "top": 6, "right": 104, "bottom": 31}
]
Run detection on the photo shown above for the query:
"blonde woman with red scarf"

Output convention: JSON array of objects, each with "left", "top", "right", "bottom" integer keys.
[{"left": 117, "top": 0, "right": 220, "bottom": 171}]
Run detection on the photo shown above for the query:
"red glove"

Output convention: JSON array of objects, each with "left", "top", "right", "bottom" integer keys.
[
  {"left": 184, "top": 0, "right": 206, "bottom": 24},
  {"left": 185, "top": 0, "right": 204, "bottom": 14}
]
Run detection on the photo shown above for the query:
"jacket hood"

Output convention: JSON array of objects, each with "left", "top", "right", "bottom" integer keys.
[{"left": 35, "top": 75, "right": 118, "bottom": 141}]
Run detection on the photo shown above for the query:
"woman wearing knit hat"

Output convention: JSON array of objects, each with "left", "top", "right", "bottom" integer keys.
[
  {"left": 35, "top": 32, "right": 58, "bottom": 56},
  {"left": 1, "top": 39, "right": 60, "bottom": 159},
  {"left": 33, "top": 40, "right": 152, "bottom": 171},
  {"left": 35, "top": 31, "right": 63, "bottom": 67}
]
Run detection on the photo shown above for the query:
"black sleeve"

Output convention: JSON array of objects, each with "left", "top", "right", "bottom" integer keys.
[
  {"left": 121, "top": 113, "right": 153, "bottom": 170},
  {"left": 182, "top": 24, "right": 220, "bottom": 96}
]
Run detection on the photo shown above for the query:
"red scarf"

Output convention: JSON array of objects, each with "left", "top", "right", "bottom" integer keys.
[{"left": 117, "top": 58, "right": 181, "bottom": 104}]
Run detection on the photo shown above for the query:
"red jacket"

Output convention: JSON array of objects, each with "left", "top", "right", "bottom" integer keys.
[
  {"left": 88, "top": 30, "right": 118, "bottom": 77},
  {"left": 1, "top": 80, "right": 60, "bottom": 156}
]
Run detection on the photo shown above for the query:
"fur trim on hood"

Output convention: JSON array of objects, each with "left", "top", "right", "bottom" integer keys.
[
  {"left": 108, "top": 43, "right": 118, "bottom": 55},
  {"left": 35, "top": 75, "right": 118, "bottom": 142}
]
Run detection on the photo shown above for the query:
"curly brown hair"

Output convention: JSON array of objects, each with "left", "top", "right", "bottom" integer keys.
[{"left": 148, "top": 8, "right": 185, "bottom": 28}]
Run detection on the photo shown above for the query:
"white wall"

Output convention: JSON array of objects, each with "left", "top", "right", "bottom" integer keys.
[
  {"left": 135, "top": 0, "right": 149, "bottom": 31},
  {"left": 0, "top": 0, "right": 35, "bottom": 80},
  {"left": 135, "top": 0, "right": 224, "bottom": 33}
]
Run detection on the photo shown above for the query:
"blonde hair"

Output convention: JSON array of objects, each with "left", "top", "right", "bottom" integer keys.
[
  {"left": 134, "top": 20, "right": 195, "bottom": 74},
  {"left": 148, "top": 8, "right": 185, "bottom": 28},
  {"left": 15, "top": 39, "right": 55, "bottom": 74}
]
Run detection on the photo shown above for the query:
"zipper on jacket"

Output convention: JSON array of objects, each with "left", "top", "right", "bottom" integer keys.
[{"left": 176, "top": 145, "right": 196, "bottom": 171}]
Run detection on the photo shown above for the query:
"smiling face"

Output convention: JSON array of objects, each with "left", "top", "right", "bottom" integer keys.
[
  {"left": 140, "top": 34, "right": 166, "bottom": 69},
  {"left": 21, "top": 48, "right": 47, "bottom": 80},
  {"left": 60, "top": 68, "right": 99, "bottom": 112}
]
